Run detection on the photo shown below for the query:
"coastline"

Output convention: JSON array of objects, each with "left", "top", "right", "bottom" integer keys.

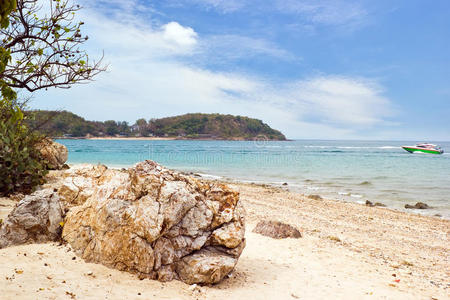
[
  {"left": 54, "top": 137, "right": 290, "bottom": 141},
  {"left": 0, "top": 164, "right": 448, "bottom": 299},
  {"left": 57, "top": 136, "right": 178, "bottom": 141}
]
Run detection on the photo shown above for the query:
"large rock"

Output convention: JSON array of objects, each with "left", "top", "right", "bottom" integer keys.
[
  {"left": 0, "top": 189, "right": 63, "bottom": 248},
  {"left": 0, "top": 161, "right": 245, "bottom": 284},
  {"left": 35, "top": 138, "right": 68, "bottom": 170}
]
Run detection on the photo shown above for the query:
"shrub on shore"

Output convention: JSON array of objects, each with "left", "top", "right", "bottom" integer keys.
[{"left": 0, "top": 99, "right": 47, "bottom": 196}]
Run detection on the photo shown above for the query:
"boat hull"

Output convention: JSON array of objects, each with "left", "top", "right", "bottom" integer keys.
[{"left": 402, "top": 147, "right": 443, "bottom": 155}]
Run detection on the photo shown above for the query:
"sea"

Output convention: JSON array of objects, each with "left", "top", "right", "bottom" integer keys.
[{"left": 56, "top": 139, "right": 450, "bottom": 219}]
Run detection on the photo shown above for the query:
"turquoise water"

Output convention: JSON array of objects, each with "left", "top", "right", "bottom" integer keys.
[{"left": 56, "top": 139, "right": 450, "bottom": 218}]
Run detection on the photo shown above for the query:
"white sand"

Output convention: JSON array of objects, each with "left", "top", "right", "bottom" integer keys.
[{"left": 1, "top": 182, "right": 448, "bottom": 299}]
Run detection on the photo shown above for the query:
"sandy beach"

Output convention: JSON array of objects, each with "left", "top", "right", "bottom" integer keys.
[{"left": 0, "top": 180, "right": 448, "bottom": 299}]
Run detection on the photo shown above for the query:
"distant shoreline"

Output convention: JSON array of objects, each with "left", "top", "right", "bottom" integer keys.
[{"left": 54, "top": 136, "right": 290, "bottom": 141}]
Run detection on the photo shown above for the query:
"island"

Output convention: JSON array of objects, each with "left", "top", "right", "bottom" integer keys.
[{"left": 27, "top": 110, "right": 287, "bottom": 141}]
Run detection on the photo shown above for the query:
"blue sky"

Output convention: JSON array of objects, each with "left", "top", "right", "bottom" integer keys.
[{"left": 32, "top": 0, "right": 450, "bottom": 140}]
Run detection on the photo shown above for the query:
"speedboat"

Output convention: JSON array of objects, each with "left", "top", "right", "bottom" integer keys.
[{"left": 402, "top": 143, "right": 444, "bottom": 155}]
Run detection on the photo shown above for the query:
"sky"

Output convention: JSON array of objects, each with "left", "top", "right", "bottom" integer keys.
[{"left": 31, "top": 0, "right": 450, "bottom": 140}]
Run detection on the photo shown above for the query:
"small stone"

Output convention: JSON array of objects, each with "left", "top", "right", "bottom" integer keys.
[
  {"left": 374, "top": 202, "right": 386, "bottom": 207},
  {"left": 414, "top": 202, "right": 429, "bottom": 209},
  {"left": 282, "top": 182, "right": 288, "bottom": 186},
  {"left": 308, "top": 194, "right": 323, "bottom": 200},
  {"left": 365, "top": 200, "right": 374, "bottom": 207}
]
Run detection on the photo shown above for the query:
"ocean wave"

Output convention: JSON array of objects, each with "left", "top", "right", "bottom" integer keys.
[
  {"left": 350, "top": 194, "right": 363, "bottom": 198},
  {"left": 304, "top": 145, "right": 399, "bottom": 149},
  {"left": 195, "top": 173, "right": 222, "bottom": 180}
]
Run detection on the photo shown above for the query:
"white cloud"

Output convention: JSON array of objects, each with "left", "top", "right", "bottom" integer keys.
[
  {"left": 31, "top": 1, "right": 394, "bottom": 140},
  {"left": 162, "top": 22, "right": 198, "bottom": 47},
  {"left": 288, "top": 76, "right": 392, "bottom": 126}
]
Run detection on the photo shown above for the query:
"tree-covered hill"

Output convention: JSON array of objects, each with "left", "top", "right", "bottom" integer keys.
[{"left": 26, "top": 111, "right": 286, "bottom": 140}]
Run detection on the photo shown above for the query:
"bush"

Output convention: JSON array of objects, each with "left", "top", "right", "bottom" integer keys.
[{"left": 0, "top": 99, "right": 48, "bottom": 196}]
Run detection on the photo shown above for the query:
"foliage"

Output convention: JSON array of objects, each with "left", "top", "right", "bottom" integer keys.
[
  {"left": 27, "top": 111, "right": 287, "bottom": 140},
  {"left": 0, "top": 0, "right": 104, "bottom": 196},
  {"left": 0, "top": 0, "right": 16, "bottom": 28},
  {"left": 148, "top": 113, "right": 286, "bottom": 140},
  {"left": 0, "top": 0, "right": 105, "bottom": 92},
  {"left": 0, "top": 98, "right": 47, "bottom": 196}
]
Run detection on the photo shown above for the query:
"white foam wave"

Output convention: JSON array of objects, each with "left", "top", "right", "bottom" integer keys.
[
  {"left": 350, "top": 194, "right": 363, "bottom": 198},
  {"left": 338, "top": 192, "right": 350, "bottom": 196},
  {"left": 196, "top": 173, "right": 222, "bottom": 180},
  {"left": 304, "top": 146, "right": 400, "bottom": 149},
  {"left": 307, "top": 186, "right": 322, "bottom": 191}
]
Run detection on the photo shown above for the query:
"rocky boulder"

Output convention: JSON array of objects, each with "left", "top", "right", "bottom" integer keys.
[
  {"left": 0, "top": 160, "right": 245, "bottom": 284},
  {"left": 35, "top": 138, "right": 68, "bottom": 170},
  {"left": 252, "top": 220, "right": 301, "bottom": 239},
  {"left": 405, "top": 202, "right": 430, "bottom": 209},
  {"left": 0, "top": 189, "right": 63, "bottom": 248}
]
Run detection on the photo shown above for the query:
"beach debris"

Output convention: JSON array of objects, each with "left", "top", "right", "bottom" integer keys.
[
  {"left": 327, "top": 236, "right": 341, "bottom": 243},
  {"left": 401, "top": 260, "right": 414, "bottom": 267},
  {"left": 65, "top": 291, "right": 76, "bottom": 299},
  {"left": 282, "top": 182, "right": 288, "bottom": 186},
  {"left": 366, "top": 200, "right": 386, "bottom": 207},
  {"left": 252, "top": 220, "right": 301, "bottom": 239},
  {"left": 308, "top": 194, "right": 323, "bottom": 200},
  {"left": 404, "top": 202, "right": 430, "bottom": 209},
  {"left": 15, "top": 269, "right": 23, "bottom": 274}
]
